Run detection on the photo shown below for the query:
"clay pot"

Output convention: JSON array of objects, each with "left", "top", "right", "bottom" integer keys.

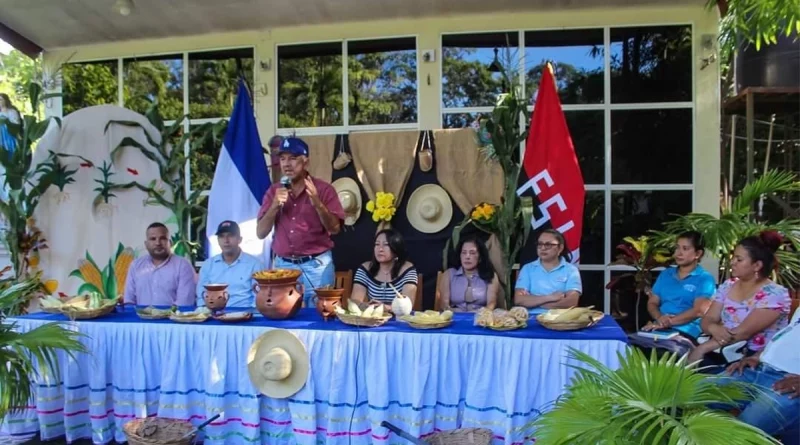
[
  {"left": 315, "top": 288, "right": 344, "bottom": 321},
  {"left": 254, "top": 280, "right": 304, "bottom": 320},
  {"left": 203, "top": 283, "right": 229, "bottom": 312}
]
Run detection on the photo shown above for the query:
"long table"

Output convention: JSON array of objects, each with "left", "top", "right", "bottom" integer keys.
[{"left": 1, "top": 307, "right": 628, "bottom": 444}]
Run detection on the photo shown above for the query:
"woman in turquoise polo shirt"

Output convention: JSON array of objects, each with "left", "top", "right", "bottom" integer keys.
[
  {"left": 514, "top": 229, "right": 582, "bottom": 309},
  {"left": 640, "top": 231, "right": 716, "bottom": 338}
]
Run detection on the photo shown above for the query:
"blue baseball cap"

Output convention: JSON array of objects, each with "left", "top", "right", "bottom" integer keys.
[{"left": 278, "top": 137, "right": 309, "bottom": 157}]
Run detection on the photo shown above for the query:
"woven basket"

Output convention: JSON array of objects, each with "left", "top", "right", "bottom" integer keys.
[
  {"left": 426, "top": 428, "right": 492, "bottom": 445},
  {"left": 136, "top": 311, "right": 172, "bottom": 320},
  {"left": 60, "top": 303, "right": 117, "bottom": 320},
  {"left": 40, "top": 306, "right": 63, "bottom": 314},
  {"left": 123, "top": 418, "right": 195, "bottom": 445},
  {"left": 486, "top": 322, "right": 526, "bottom": 331},
  {"left": 169, "top": 314, "right": 210, "bottom": 323},
  {"left": 401, "top": 319, "right": 452, "bottom": 330},
  {"left": 537, "top": 310, "right": 604, "bottom": 331},
  {"left": 336, "top": 312, "right": 391, "bottom": 327}
]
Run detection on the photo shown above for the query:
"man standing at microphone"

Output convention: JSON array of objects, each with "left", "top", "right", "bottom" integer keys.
[{"left": 256, "top": 137, "right": 345, "bottom": 306}]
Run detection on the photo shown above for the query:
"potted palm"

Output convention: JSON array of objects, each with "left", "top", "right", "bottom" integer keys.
[
  {"left": 605, "top": 235, "right": 672, "bottom": 330},
  {"left": 654, "top": 170, "right": 800, "bottom": 288},
  {"left": 533, "top": 348, "right": 780, "bottom": 445},
  {"left": 0, "top": 270, "right": 86, "bottom": 422}
]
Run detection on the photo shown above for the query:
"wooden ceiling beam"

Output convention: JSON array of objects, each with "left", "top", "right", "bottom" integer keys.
[{"left": 0, "top": 22, "right": 42, "bottom": 59}]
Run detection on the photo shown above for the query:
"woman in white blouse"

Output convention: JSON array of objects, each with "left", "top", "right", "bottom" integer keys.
[{"left": 351, "top": 229, "right": 418, "bottom": 313}]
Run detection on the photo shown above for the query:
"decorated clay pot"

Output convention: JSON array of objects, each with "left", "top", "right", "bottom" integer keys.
[
  {"left": 314, "top": 288, "right": 344, "bottom": 321},
  {"left": 203, "top": 283, "right": 229, "bottom": 312},
  {"left": 254, "top": 280, "right": 304, "bottom": 320}
]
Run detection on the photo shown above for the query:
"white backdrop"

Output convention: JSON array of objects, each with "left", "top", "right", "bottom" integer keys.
[{"left": 32, "top": 105, "right": 175, "bottom": 299}]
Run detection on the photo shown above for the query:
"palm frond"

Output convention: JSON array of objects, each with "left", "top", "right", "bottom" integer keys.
[
  {"left": 731, "top": 170, "right": 800, "bottom": 214},
  {"left": 533, "top": 348, "right": 779, "bottom": 445}
]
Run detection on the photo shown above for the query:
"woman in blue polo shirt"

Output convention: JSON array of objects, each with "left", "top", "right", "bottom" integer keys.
[
  {"left": 641, "top": 231, "right": 716, "bottom": 338},
  {"left": 514, "top": 229, "right": 582, "bottom": 309}
]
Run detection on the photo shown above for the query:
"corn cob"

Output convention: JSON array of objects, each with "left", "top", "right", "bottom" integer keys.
[
  {"left": 114, "top": 247, "right": 135, "bottom": 297},
  {"left": 78, "top": 259, "right": 105, "bottom": 297}
]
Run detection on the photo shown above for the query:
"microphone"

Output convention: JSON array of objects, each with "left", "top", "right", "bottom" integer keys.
[{"left": 279, "top": 176, "right": 290, "bottom": 208}]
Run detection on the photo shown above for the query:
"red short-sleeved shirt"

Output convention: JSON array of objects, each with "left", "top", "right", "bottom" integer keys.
[{"left": 258, "top": 176, "right": 345, "bottom": 257}]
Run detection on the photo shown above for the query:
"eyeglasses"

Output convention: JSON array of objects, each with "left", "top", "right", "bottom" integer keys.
[{"left": 537, "top": 243, "right": 560, "bottom": 250}]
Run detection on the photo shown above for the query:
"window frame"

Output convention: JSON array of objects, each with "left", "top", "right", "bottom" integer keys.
[{"left": 274, "top": 35, "right": 421, "bottom": 134}]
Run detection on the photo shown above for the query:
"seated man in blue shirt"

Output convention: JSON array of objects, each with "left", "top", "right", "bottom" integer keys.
[{"left": 197, "top": 221, "right": 264, "bottom": 308}]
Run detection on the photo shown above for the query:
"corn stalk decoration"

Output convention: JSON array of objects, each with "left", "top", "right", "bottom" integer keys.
[
  {"left": 0, "top": 82, "right": 66, "bottom": 280},
  {"left": 102, "top": 103, "right": 226, "bottom": 263},
  {"left": 444, "top": 58, "right": 534, "bottom": 308},
  {"left": 69, "top": 243, "right": 135, "bottom": 302}
]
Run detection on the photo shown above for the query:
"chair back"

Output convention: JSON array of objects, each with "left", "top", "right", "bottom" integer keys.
[
  {"left": 434, "top": 271, "right": 444, "bottom": 311},
  {"left": 335, "top": 270, "right": 354, "bottom": 307},
  {"left": 413, "top": 273, "right": 423, "bottom": 311},
  {"left": 790, "top": 296, "right": 799, "bottom": 320}
]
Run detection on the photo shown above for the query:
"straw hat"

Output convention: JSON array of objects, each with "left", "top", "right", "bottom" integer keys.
[
  {"left": 247, "top": 329, "right": 309, "bottom": 399},
  {"left": 332, "top": 177, "right": 362, "bottom": 226},
  {"left": 406, "top": 184, "right": 453, "bottom": 234}
]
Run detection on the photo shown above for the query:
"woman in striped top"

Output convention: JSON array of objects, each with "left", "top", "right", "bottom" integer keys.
[{"left": 351, "top": 229, "right": 418, "bottom": 312}]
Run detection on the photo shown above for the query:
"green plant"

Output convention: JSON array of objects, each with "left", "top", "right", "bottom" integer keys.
[
  {"left": 92, "top": 160, "right": 117, "bottom": 206},
  {"left": 0, "top": 275, "right": 87, "bottom": 422},
  {"left": 709, "top": 0, "right": 800, "bottom": 58},
  {"left": 533, "top": 348, "right": 780, "bottom": 445},
  {"left": 606, "top": 236, "right": 672, "bottom": 328},
  {"left": 0, "top": 83, "right": 65, "bottom": 279},
  {"left": 444, "top": 50, "right": 534, "bottom": 308},
  {"left": 654, "top": 170, "right": 800, "bottom": 288},
  {"left": 103, "top": 102, "right": 226, "bottom": 263}
]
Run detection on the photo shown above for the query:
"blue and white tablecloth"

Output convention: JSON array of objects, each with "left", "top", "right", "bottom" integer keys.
[{"left": 1, "top": 307, "right": 628, "bottom": 444}]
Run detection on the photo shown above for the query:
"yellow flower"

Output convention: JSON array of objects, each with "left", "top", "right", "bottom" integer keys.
[
  {"left": 366, "top": 200, "right": 375, "bottom": 212},
  {"left": 371, "top": 211, "right": 380, "bottom": 222},
  {"left": 376, "top": 193, "right": 394, "bottom": 209},
  {"left": 43, "top": 279, "right": 58, "bottom": 295}
]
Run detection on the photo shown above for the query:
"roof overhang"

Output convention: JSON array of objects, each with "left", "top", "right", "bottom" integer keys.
[{"left": 1, "top": 0, "right": 706, "bottom": 56}]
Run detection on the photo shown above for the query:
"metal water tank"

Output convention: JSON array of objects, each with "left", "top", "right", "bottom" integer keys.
[{"left": 735, "top": 32, "right": 800, "bottom": 92}]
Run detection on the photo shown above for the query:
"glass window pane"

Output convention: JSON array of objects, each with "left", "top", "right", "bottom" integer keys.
[
  {"left": 524, "top": 29, "right": 604, "bottom": 105},
  {"left": 189, "top": 123, "right": 225, "bottom": 193},
  {"left": 578, "top": 270, "right": 605, "bottom": 312},
  {"left": 347, "top": 38, "right": 417, "bottom": 125},
  {"left": 610, "top": 269, "right": 662, "bottom": 331},
  {"left": 581, "top": 191, "right": 605, "bottom": 265},
  {"left": 611, "top": 109, "right": 692, "bottom": 184},
  {"left": 610, "top": 25, "right": 692, "bottom": 103},
  {"left": 62, "top": 60, "right": 119, "bottom": 116},
  {"left": 610, "top": 190, "right": 692, "bottom": 263},
  {"left": 442, "top": 32, "right": 519, "bottom": 108},
  {"left": 123, "top": 55, "right": 184, "bottom": 120},
  {"left": 191, "top": 195, "right": 209, "bottom": 263},
  {"left": 278, "top": 42, "right": 343, "bottom": 128},
  {"left": 442, "top": 112, "right": 485, "bottom": 129},
  {"left": 565, "top": 110, "right": 604, "bottom": 184},
  {"left": 188, "top": 48, "right": 254, "bottom": 119}
]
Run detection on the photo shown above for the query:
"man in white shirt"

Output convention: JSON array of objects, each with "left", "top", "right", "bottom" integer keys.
[{"left": 723, "top": 308, "right": 800, "bottom": 444}]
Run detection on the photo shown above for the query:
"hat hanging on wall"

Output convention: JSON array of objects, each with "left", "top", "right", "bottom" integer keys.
[
  {"left": 332, "top": 177, "right": 362, "bottom": 226},
  {"left": 332, "top": 136, "right": 351, "bottom": 170},
  {"left": 418, "top": 131, "right": 433, "bottom": 173},
  {"left": 247, "top": 329, "right": 309, "bottom": 399},
  {"left": 406, "top": 184, "right": 453, "bottom": 234}
]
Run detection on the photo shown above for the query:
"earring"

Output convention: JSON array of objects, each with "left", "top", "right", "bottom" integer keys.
[{"left": 755, "top": 271, "right": 759, "bottom": 279}]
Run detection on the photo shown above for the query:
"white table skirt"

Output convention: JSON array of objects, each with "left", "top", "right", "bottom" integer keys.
[{"left": 2, "top": 317, "right": 627, "bottom": 444}]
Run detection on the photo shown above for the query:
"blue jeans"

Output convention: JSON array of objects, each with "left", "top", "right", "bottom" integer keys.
[
  {"left": 273, "top": 251, "right": 335, "bottom": 307},
  {"left": 717, "top": 365, "right": 800, "bottom": 443}
]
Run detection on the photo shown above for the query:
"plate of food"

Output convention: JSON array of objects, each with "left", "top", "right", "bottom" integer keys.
[
  {"left": 212, "top": 311, "right": 254, "bottom": 323},
  {"left": 252, "top": 269, "right": 302, "bottom": 284},
  {"left": 536, "top": 306, "right": 604, "bottom": 331},
  {"left": 474, "top": 307, "right": 530, "bottom": 331},
  {"left": 335, "top": 301, "right": 391, "bottom": 327},
  {"left": 398, "top": 310, "right": 454, "bottom": 329},
  {"left": 169, "top": 307, "right": 211, "bottom": 323},
  {"left": 136, "top": 306, "right": 176, "bottom": 320},
  {"left": 58, "top": 293, "right": 118, "bottom": 319}
]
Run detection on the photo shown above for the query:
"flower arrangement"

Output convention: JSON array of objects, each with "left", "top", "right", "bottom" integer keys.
[
  {"left": 366, "top": 192, "right": 397, "bottom": 223},
  {"left": 470, "top": 202, "right": 498, "bottom": 225}
]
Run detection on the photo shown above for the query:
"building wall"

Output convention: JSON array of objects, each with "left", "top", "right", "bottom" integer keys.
[{"left": 36, "top": 4, "right": 722, "bottom": 311}]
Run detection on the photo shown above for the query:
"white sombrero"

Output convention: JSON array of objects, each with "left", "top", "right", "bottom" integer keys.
[
  {"left": 332, "top": 177, "right": 362, "bottom": 226},
  {"left": 406, "top": 184, "right": 453, "bottom": 234},
  {"left": 247, "top": 329, "right": 309, "bottom": 399}
]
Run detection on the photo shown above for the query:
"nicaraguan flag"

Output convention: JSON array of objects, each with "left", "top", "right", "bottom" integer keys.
[{"left": 206, "top": 80, "right": 273, "bottom": 266}]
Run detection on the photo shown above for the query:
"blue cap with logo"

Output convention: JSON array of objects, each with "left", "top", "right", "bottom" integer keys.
[{"left": 278, "top": 137, "right": 309, "bottom": 157}]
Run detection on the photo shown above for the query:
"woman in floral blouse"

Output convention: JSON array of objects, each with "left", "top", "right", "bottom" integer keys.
[{"left": 688, "top": 231, "right": 791, "bottom": 364}]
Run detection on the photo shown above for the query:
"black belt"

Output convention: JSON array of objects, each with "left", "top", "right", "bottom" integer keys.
[{"left": 279, "top": 253, "right": 323, "bottom": 264}]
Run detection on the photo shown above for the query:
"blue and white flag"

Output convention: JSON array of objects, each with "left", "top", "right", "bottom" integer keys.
[{"left": 206, "top": 81, "right": 272, "bottom": 266}]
